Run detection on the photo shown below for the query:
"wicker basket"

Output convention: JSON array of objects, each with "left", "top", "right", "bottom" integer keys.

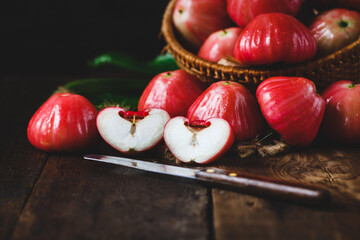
[{"left": 161, "top": 0, "right": 360, "bottom": 90}]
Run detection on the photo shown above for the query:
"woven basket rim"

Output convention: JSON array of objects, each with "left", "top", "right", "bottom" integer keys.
[{"left": 161, "top": 0, "right": 360, "bottom": 75}]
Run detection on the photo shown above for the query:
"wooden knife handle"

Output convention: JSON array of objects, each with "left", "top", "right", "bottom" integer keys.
[{"left": 195, "top": 168, "right": 331, "bottom": 206}]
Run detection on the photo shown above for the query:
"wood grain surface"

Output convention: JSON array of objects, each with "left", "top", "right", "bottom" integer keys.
[{"left": 1, "top": 75, "right": 360, "bottom": 240}]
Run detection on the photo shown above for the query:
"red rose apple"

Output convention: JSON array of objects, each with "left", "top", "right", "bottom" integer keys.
[
  {"left": 234, "top": 13, "right": 317, "bottom": 66},
  {"left": 197, "top": 27, "right": 243, "bottom": 63},
  {"left": 226, "top": 0, "right": 303, "bottom": 27},
  {"left": 172, "top": 0, "right": 233, "bottom": 49},
  {"left": 256, "top": 77, "right": 325, "bottom": 147},
  {"left": 27, "top": 93, "right": 99, "bottom": 152},
  {"left": 309, "top": 8, "right": 360, "bottom": 57},
  {"left": 97, "top": 107, "right": 170, "bottom": 153},
  {"left": 321, "top": 81, "right": 360, "bottom": 144},
  {"left": 138, "top": 70, "right": 207, "bottom": 117},
  {"left": 187, "top": 81, "right": 265, "bottom": 142},
  {"left": 164, "top": 117, "right": 234, "bottom": 164}
]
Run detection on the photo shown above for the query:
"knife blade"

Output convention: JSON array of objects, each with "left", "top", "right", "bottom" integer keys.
[{"left": 84, "top": 154, "right": 331, "bottom": 206}]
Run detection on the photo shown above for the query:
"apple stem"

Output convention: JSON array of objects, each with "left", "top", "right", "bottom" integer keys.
[
  {"left": 338, "top": 20, "right": 349, "bottom": 28},
  {"left": 220, "top": 30, "right": 228, "bottom": 36},
  {"left": 54, "top": 86, "right": 71, "bottom": 94},
  {"left": 164, "top": 72, "right": 173, "bottom": 77}
]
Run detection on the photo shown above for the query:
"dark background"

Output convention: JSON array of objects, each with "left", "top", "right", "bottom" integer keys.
[{"left": 1, "top": 0, "right": 170, "bottom": 75}]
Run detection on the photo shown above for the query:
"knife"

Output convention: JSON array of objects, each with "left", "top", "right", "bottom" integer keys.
[{"left": 84, "top": 154, "right": 331, "bottom": 206}]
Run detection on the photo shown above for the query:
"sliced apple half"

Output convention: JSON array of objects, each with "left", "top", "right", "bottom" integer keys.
[
  {"left": 164, "top": 117, "right": 234, "bottom": 164},
  {"left": 97, "top": 107, "right": 170, "bottom": 153}
]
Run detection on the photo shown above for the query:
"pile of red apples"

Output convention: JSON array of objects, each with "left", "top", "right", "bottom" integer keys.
[
  {"left": 172, "top": 0, "right": 360, "bottom": 65},
  {"left": 27, "top": 0, "right": 360, "bottom": 164}
]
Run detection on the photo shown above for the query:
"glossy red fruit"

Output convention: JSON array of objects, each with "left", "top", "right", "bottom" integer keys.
[
  {"left": 187, "top": 81, "right": 265, "bottom": 142},
  {"left": 27, "top": 93, "right": 99, "bottom": 152},
  {"left": 198, "top": 27, "right": 243, "bottom": 63},
  {"left": 256, "top": 77, "right": 325, "bottom": 147},
  {"left": 234, "top": 13, "right": 317, "bottom": 66},
  {"left": 138, "top": 70, "right": 207, "bottom": 117},
  {"left": 309, "top": 8, "right": 360, "bottom": 57},
  {"left": 172, "top": 0, "right": 233, "bottom": 49},
  {"left": 321, "top": 81, "right": 360, "bottom": 144},
  {"left": 226, "top": 0, "right": 303, "bottom": 27}
]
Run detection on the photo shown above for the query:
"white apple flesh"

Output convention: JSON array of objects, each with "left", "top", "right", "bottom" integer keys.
[
  {"left": 97, "top": 107, "right": 170, "bottom": 153},
  {"left": 164, "top": 117, "right": 234, "bottom": 164}
]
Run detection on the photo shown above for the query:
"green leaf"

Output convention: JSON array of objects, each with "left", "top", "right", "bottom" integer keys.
[
  {"left": 89, "top": 52, "right": 179, "bottom": 76},
  {"left": 58, "top": 77, "right": 149, "bottom": 110}
]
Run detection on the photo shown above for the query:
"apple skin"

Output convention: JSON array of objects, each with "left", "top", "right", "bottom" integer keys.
[
  {"left": 309, "top": 8, "right": 360, "bottom": 57},
  {"left": 138, "top": 70, "right": 207, "bottom": 118},
  {"left": 96, "top": 107, "right": 170, "bottom": 154},
  {"left": 172, "top": 0, "right": 233, "bottom": 50},
  {"left": 226, "top": 0, "right": 303, "bottom": 27},
  {"left": 164, "top": 117, "right": 234, "bottom": 164},
  {"left": 320, "top": 81, "right": 360, "bottom": 144},
  {"left": 197, "top": 27, "right": 243, "bottom": 63},
  {"left": 234, "top": 13, "right": 317, "bottom": 66},
  {"left": 187, "top": 81, "right": 265, "bottom": 142},
  {"left": 256, "top": 77, "right": 325, "bottom": 147},
  {"left": 27, "top": 93, "right": 99, "bottom": 152}
]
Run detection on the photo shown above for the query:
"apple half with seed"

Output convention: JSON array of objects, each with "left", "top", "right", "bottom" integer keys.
[
  {"left": 97, "top": 107, "right": 170, "bottom": 153},
  {"left": 164, "top": 117, "right": 235, "bottom": 164}
]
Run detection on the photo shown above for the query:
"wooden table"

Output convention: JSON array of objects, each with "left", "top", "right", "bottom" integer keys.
[{"left": 1, "top": 74, "right": 360, "bottom": 240}]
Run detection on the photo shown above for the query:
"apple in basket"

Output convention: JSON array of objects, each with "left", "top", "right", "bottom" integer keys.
[
  {"left": 197, "top": 27, "right": 243, "bottom": 63},
  {"left": 234, "top": 13, "right": 317, "bottom": 65},
  {"left": 320, "top": 81, "right": 360, "bottom": 144},
  {"left": 226, "top": 0, "right": 303, "bottom": 27},
  {"left": 256, "top": 77, "right": 325, "bottom": 147},
  {"left": 309, "top": 8, "right": 360, "bottom": 57},
  {"left": 172, "top": 0, "right": 233, "bottom": 49},
  {"left": 187, "top": 81, "right": 265, "bottom": 142},
  {"left": 138, "top": 70, "right": 207, "bottom": 118},
  {"left": 96, "top": 107, "right": 170, "bottom": 154},
  {"left": 164, "top": 117, "right": 235, "bottom": 164}
]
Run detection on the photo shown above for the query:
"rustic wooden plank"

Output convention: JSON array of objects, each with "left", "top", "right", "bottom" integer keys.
[
  {"left": 9, "top": 153, "right": 211, "bottom": 240},
  {"left": 0, "top": 75, "right": 74, "bottom": 240},
  {"left": 212, "top": 146, "right": 360, "bottom": 240},
  {"left": 0, "top": 131, "right": 48, "bottom": 240},
  {"left": 213, "top": 189, "right": 360, "bottom": 240},
  {"left": 213, "top": 146, "right": 360, "bottom": 203}
]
